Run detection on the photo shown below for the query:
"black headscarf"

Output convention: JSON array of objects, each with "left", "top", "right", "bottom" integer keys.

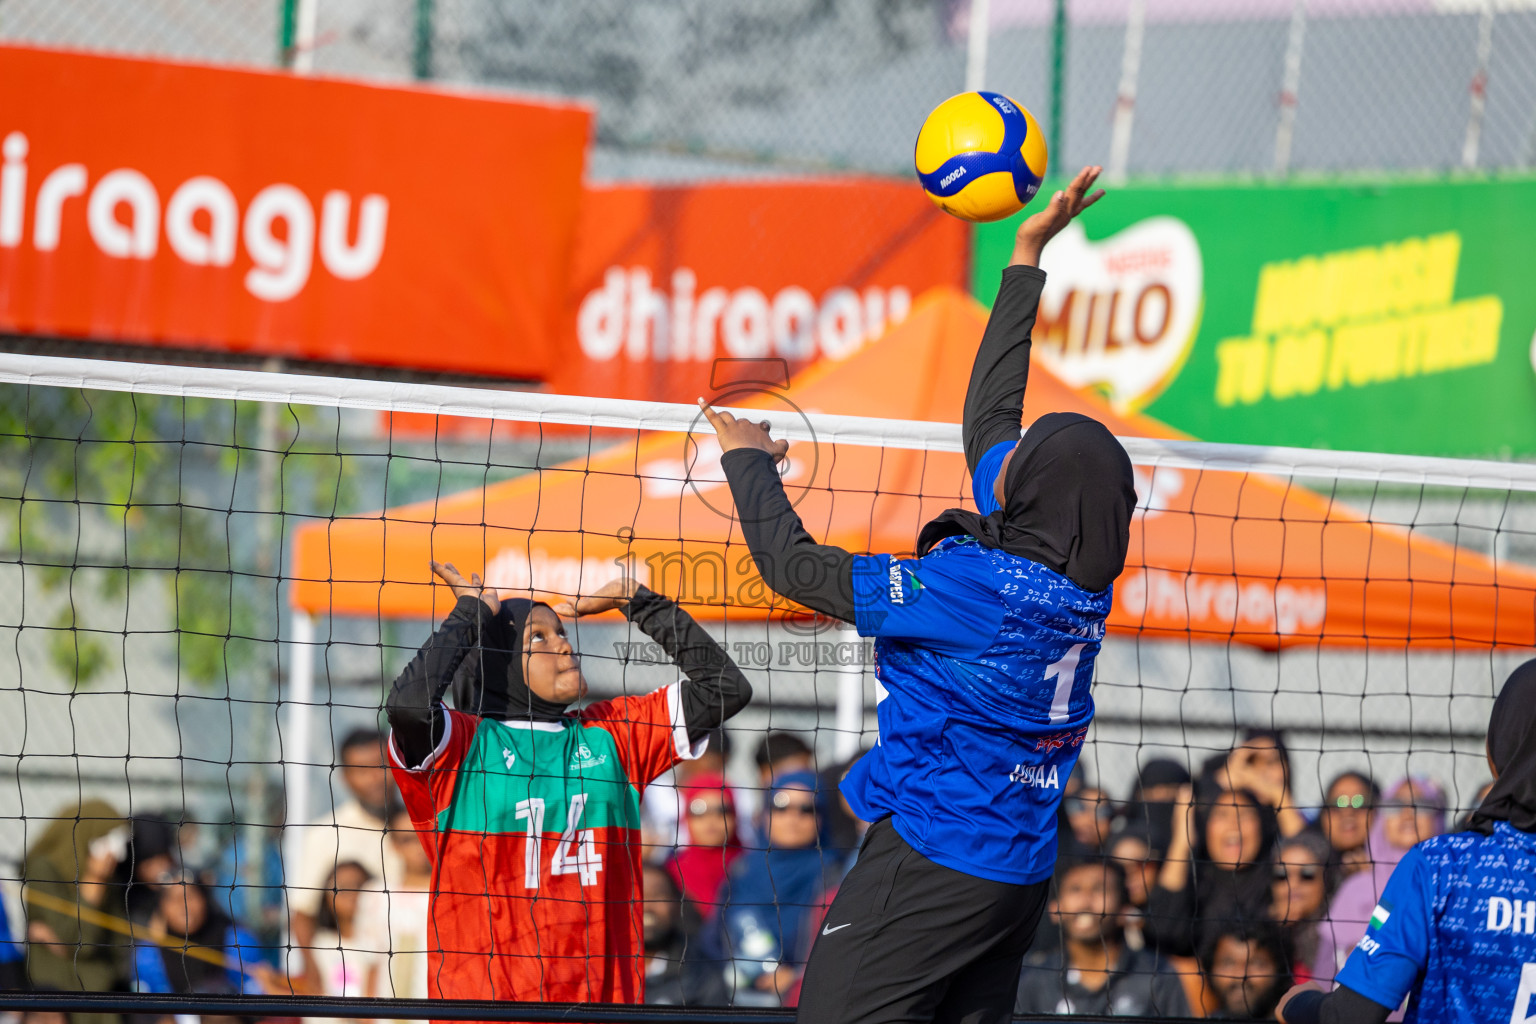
[
  {"left": 450, "top": 597, "right": 572, "bottom": 722},
  {"left": 917, "top": 412, "right": 1136, "bottom": 593},
  {"left": 1118, "top": 758, "right": 1191, "bottom": 856},
  {"left": 1134, "top": 757, "right": 1192, "bottom": 799},
  {"left": 1468, "top": 658, "right": 1536, "bottom": 835},
  {"left": 1189, "top": 787, "right": 1281, "bottom": 935},
  {"left": 158, "top": 877, "right": 242, "bottom": 995}
]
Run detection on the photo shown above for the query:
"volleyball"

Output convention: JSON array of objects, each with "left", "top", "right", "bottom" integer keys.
[{"left": 914, "top": 90, "right": 1048, "bottom": 223}]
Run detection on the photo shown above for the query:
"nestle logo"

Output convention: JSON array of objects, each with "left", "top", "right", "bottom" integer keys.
[{"left": 940, "top": 167, "right": 966, "bottom": 188}]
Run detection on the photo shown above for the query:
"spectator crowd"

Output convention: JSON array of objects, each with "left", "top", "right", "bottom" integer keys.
[{"left": 0, "top": 725, "right": 1491, "bottom": 1021}]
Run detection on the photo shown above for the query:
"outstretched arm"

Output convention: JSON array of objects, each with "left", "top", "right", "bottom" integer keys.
[
  {"left": 385, "top": 561, "right": 499, "bottom": 767},
  {"left": 963, "top": 166, "right": 1107, "bottom": 478},
  {"left": 703, "top": 404, "right": 857, "bottom": 623},
  {"left": 555, "top": 580, "right": 753, "bottom": 740},
  {"left": 1277, "top": 848, "right": 1429, "bottom": 1024},
  {"left": 1275, "top": 985, "right": 1392, "bottom": 1024}
]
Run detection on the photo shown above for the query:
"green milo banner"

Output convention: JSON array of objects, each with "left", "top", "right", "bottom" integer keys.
[{"left": 971, "top": 177, "right": 1536, "bottom": 458}]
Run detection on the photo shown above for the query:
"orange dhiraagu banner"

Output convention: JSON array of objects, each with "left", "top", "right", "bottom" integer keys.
[
  {"left": 0, "top": 46, "right": 591, "bottom": 379},
  {"left": 552, "top": 180, "right": 969, "bottom": 403}
]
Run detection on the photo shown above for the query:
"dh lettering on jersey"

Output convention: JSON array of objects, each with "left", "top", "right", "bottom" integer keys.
[{"left": 1488, "top": 897, "right": 1536, "bottom": 934}]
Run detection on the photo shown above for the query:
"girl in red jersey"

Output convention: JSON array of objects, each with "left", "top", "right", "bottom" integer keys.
[{"left": 384, "top": 561, "right": 750, "bottom": 1007}]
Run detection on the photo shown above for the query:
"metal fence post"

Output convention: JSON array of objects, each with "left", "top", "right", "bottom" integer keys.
[
  {"left": 1107, "top": 0, "right": 1145, "bottom": 184},
  {"left": 1273, "top": 0, "right": 1307, "bottom": 176},
  {"left": 1049, "top": 0, "right": 1067, "bottom": 168},
  {"left": 281, "top": 0, "right": 318, "bottom": 73},
  {"left": 414, "top": 0, "right": 435, "bottom": 81},
  {"left": 278, "top": 0, "right": 297, "bottom": 67},
  {"left": 1463, "top": 0, "right": 1494, "bottom": 169}
]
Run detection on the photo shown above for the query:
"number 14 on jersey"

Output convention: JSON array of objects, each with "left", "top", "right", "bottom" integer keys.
[{"left": 513, "top": 794, "right": 604, "bottom": 888}]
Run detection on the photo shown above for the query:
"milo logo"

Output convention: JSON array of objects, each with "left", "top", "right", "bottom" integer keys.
[{"left": 1031, "top": 216, "right": 1204, "bottom": 411}]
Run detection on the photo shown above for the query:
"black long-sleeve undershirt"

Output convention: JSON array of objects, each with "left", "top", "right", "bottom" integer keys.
[
  {"left": 717, "top": 267, "right": 1048, "bottom": 622},
  {"left": 386, "top": 595, "right": 491, "bottom": 767},
  {"left": 384, "top": 588, "right": 752, "bottom": 767},
  {"left": 720, "top": 447, "right": 857, "bottom": 623},
  {"left": 962, "top": 264, "right": 1049, "bottom": 473},
  {"left": 1280, "top": 985, "right": 1393, "bottom": 1024},
  {"left": 624, "top": 585, "right": 753, "bottom": 740}
]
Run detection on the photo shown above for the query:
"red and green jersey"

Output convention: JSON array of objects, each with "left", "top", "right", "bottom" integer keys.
[{"left": 388, "top": 683, "right": 698, "bottom": 1007}]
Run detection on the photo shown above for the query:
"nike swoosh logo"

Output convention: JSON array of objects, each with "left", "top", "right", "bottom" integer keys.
[{"left": 821, "top": 922, "right": 852, "bottom": 935}]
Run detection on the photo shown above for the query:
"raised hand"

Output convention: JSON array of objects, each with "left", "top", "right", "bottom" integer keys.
[
  {"left": 430, "top": 559, "right": 500, "bottom": 615},
  {"left": 1169, "top": 783, "right": 1194, "bottom": 859},
  {"left": 1155, "top": 783, "right": 1196, "bottom": 892},
  {"left": 697, "top": 400, "right": 790, "bottom": 464},
  {"left": 551, "top": 576, "right": 640, "bottom": 618},
  {"left": 1011, "top": 164, "right": 1106, "bottom": 267}
]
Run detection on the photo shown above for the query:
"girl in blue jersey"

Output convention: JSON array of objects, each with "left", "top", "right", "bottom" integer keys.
[
  {"left": 1276, "top": 659, "right": 1536, "bottom": 1024},
  {"left": 702, "top": 165, "right": 1137, "bottom": 1024}
]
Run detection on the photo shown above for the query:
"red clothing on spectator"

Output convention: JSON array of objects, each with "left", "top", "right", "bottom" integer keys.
[{"left": 666, "top": 773, "right": 740, "bottom": 918}]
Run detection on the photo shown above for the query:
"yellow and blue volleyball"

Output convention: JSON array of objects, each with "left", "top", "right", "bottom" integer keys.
[{"left": 915, "top": 91, "right": 1048, "bottom": 223}]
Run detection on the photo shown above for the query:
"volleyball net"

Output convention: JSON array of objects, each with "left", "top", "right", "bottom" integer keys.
[{"left": 1, "top": 351, "right": 1532, "bottom": 1020}]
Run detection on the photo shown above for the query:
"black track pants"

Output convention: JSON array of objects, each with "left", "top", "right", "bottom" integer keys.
[{"left": 794, "top": 818, "right": 1050, "bottom": 1024}]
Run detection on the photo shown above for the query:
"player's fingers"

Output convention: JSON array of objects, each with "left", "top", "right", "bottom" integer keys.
[
  {"left": 697, "top": 399, "right": 727, "bottom": 431},
  {"left": 550, "top": 601, "right": 576, "bottom": 617},
  {"left": 770, "top": 438, "right": 790, "bottom": 463},
  {"left": 759, "top": 420, "right": 773, "bottom": 434},
  {"left": 1078, "top": 188, "right": 1107, "bottom": 211},
  {"left": 470, "top": 573, "right": 482, "bottom": 589},
  {"left": 1066, "top": 167, "right": 1100, "bottom": 213}
]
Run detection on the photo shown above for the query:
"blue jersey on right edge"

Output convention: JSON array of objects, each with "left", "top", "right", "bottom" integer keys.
[
  {"left": 1335, "top": 822, "right": 1536, "bottom": 1022},
  {"left": 841, "top": 536, "right": 1112, "bottom": 886}
]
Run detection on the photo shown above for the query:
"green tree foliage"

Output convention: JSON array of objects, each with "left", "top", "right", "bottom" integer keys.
[{"left": 0, "top": 383, "right": 356, "bottom": 689}]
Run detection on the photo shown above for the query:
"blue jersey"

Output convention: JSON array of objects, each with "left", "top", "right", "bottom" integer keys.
[
  {"left": 841, "top": 535, "right": 1112, "bottom": 885},
  {"left": 1335, "top": 822, "right": 1536, "bottom": 1022}
]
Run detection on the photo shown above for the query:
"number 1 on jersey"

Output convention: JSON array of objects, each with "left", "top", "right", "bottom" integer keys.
[
  {"left": 1045, "top": 644, "right": 1085, "bottom": 725},
  {"left": 514, "top": 797, "right": 545, "bottom": 889}
]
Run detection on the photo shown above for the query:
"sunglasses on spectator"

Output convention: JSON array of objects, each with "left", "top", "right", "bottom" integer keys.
[
  {"left": 1332, "top": 794, "right": 1369, "bottom": 809},
  {"left": 687, "top": 797, "right": 726, "bottom": 817},
  {"left": 771, "top": 793, "right": 817, "bottom": 815},
  {"left": 1272, "top": 864, "right": 1321, "bottom": 882}
]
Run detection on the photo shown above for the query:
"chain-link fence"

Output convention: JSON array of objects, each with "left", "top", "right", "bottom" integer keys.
[{"left": 3, "top": 0, "right": 1534, "bottom": 180}]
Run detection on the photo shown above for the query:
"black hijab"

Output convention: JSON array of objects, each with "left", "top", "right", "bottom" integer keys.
[
  {"left": 1120, "top": 757, "right": 1191, "bottom": 856},
  {"left": 160, "top": 878, "right": 240, "bottom": 995},
  {"left": 1133, "top": 757, "right": 1192, "bottom": 800},
  {"left": 917, "top": 412, "right": 1136, "bottom": 593},
  {"left": 450, "top": 597, "right": 571, "bottom": 723},
  {"left": 1468, "top": 658, "right": 1536, "bottom": 835},
  {"left": 1189, "top": 787, "right": 1280, "bottom": 932}
]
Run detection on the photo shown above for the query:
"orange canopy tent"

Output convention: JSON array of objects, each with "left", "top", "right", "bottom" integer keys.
[{"left": 290, "top": 289, "right": 1536, "bottom": 651}]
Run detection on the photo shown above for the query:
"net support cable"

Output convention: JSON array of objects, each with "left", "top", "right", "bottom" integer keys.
[{"left": 4, "top": 351, "right": 1535, "bottom": 491}]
